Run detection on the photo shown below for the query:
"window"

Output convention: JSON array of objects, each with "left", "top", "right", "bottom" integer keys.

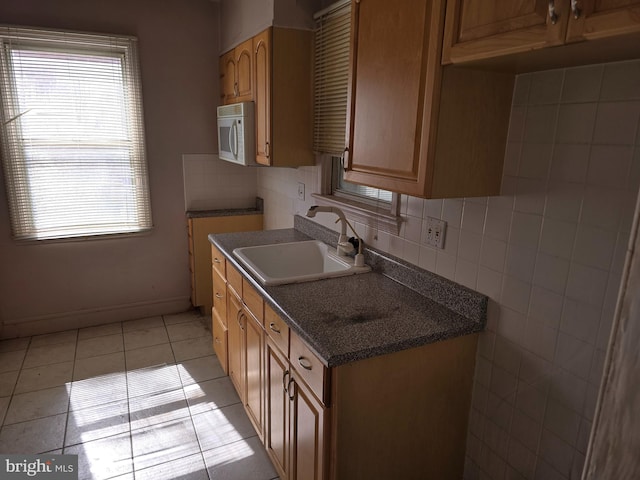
[
  {"left": 331, "top": 156, "right": 393, "bottom": 205},
  {"left": 0, "top": 26, "right": 151, "bottom": 241},
  {"left": 313, "top": 3, "right": 400, "bottom": 233}
]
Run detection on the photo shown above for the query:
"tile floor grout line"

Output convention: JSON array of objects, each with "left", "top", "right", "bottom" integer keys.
[
  {"left": 61, "top": 329, "right": 80, "bottom": 453},
  {"left": 121, "top": 320, "right": 136, "bottom": 478},
  {"left": 0, "top": 335, "right": 32, "bottom": 427}
]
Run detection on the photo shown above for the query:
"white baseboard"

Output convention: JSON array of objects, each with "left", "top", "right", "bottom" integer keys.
[{"left": 0, "top": 296, "right": 192, "bottom": 339}]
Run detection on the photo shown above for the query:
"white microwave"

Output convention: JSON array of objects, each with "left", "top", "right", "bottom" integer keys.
[{"left": 217, "top": 101, "right": 256, "bottom": 166}]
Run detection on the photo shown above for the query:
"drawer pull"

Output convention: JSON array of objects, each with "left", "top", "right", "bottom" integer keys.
[
  {"left": 283, "top": 370, "right": 290, "bottom": 392},
  {"left": 213, "top": 257, "right": 222, "bottom": 264},
  {"left": 269, "top": 322, "right": 281, "bottom": 334},
  {"left": 214, "top": 336, "right": 221, "bottom": 344},
  {"left": 215, "top": 293, "right": 223, "bottom": 299},
  {"left": 287, "top": 378, "right": 295, "bottom": 401},
  {"left": 298, "top": 356, "right": 313, "bottom": 371}
]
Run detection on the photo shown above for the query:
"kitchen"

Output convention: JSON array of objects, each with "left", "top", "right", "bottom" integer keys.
[{"left": 0, "top": 0, "right": 639, "bottom": 479}]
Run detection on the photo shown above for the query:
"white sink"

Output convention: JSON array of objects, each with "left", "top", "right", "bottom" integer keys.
[{"left": 233, "top": 240, "right": 371, "bottom": 286}]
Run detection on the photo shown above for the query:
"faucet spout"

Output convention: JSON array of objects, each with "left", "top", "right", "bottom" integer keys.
[
  {"left": 306, "top": 206, "right": 347, "bottom": 237},
  {"left": 305, "top": 205, "right": 365, "bottom": 265}
]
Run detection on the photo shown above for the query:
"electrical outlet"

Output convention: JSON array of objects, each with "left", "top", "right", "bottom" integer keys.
[
  {"left": 297, "top": 182, "right": 305, "bottom": 201},
  {"left": 425, "top": 217, "right": 446, "bottom": 249}
]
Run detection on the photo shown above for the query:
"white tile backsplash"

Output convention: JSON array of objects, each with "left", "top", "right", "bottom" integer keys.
[
  {"left": 539, "top": 218, "right": 577, "bottom": 260},
  {"left": 524, "top": 105, "right": 558, "bottom": 143},
  {"left": 561, "top": 64, "right": 603, "bottom": 104},
  {"left": 253, "top": 59, "right": 640, "bottom": 480},
  {"left": 600, "top": 60, "right": 640, "bottom": 101},
  {"left": 592, "top": 101, "right": 640, "bottom": 145},
  {"left": 556, "top": 103, "right": 598, "bottom": 144}
]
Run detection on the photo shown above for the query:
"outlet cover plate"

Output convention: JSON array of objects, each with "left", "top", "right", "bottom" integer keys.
[
  {"left": 425, "top": 216, "right": 446, "bottom": 249},
  {"left": 297, "top": 182, "right": 305, "bottom": 201}
]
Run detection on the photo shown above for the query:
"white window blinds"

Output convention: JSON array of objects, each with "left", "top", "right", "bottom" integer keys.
[
  {"left": 313, "top": 0, "right": 351, "bottom": 155},
  {"left": 0, "top": 26, "right": 151, "bottom": 241}
]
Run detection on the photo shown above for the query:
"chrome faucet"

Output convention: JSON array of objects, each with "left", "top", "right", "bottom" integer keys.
[{"left": 306, "top": 206, "right": 365, "bottom": 266}]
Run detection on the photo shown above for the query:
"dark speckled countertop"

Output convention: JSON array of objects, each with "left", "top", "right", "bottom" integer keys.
[{"left": 209, "top": 216, "right": 487, "bottom": 367}]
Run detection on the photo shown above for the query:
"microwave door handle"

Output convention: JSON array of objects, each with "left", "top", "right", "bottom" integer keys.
[{"left": 230, "top": 120, "right": 239, "bottom": 158}]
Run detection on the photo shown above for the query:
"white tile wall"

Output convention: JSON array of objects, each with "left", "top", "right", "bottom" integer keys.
[
  {"left": 182, "top": 154, "right": 258, "bottom": 211},
  {"left": 255, "top": 59, "right": 640, "bottom": 480}
]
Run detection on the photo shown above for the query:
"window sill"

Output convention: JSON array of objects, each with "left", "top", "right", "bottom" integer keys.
[{"left": 311, "top": 193, "right": 402, "bottom": 235}]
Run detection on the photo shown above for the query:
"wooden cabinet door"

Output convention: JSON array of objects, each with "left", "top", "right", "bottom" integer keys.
[
  {"left": 245, "top": 312, "right": 264, "bottom": 440},
  {"left": 220, "top": 49, "right": 237, "bottom": 105},
  {"left": 227, "top": 291, "right": 245, "bottom": 401},
  {"left": 290, "top": 372, "right": 326, "bottom": 480},
  {"left": 235, "top": 38, "right": 254, "bottom": 102},
  {"left": 265, "top": 338, "right": 290, "bottom": 480},
  {"left": 212, "top": 269, "right": 227, "bottom": 322},
  {"left": 254, "top": 28, "right": 271, "bottom": 166},
  {"left": 212, "top": 308, "right": 228, "bottom": 375},
  {"left": 566, "top": 0, "right": 640, "bottom": 41},
  {"left": 344, "top": 0, "right": 442, "bottom": 196},
  {"left": 443, "top": 0, "right": 569, "bottom": 63}
]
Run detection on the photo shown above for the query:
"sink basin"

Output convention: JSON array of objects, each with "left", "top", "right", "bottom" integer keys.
[{"left": 233, "top": 240, "right": 371, "bottom": 286}]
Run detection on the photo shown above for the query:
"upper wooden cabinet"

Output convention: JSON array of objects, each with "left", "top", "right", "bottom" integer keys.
[
  {"left": 253, "top": 27, "right": 314, "bottom": 167},
  {"left": 566, "top": 0, "right": 640, "bottom": 42},
  {"left": 443, "top": 0, "right": 640, "bottom": 64},
  {"left": 220, "top": 38, "right": 253, "bottom": 104},
  {"left": 344, "top": 0, "right": 514, "bottom": 198},
  {"left": 254, "top": 29, "right": 271, "bottom": 166},
  {"left": 219, "top": 27, "right": 314, "bottom": 167}
]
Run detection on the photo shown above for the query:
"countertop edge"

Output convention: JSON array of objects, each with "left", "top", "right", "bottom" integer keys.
[{"left": 208, "top": 225, "right": 487, "bottom": 368}]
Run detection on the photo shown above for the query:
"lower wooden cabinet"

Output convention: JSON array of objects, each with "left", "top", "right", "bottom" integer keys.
[
  {"left": 265, "top": 336, "right": 327, "bottom": 480},
  {"left": 188, "top": 214, "right": 262, "bottom": 314},
  {"left": 265, "top": 337, "right": 291, "bottom": 479},
  {"left": 226, "top": 285, "right": 265, "bottom": 440},
  {"left": 245, "top": 306, "right": 265, "bottom": 440},
  {"left": 289, "top": 368, "right": 327, "bottom": 480},
  {"left": 211, "top": 308, "right": 228, "bottom": 374},
  {"left": 212, "top": 251, "right": 479, "bottom": 480},
  {"left": 227, "top": 291, "right": 245, "bottom": 399}
]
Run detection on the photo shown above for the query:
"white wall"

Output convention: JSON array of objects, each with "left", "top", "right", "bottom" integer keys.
[
  {"left": 182, "top": 154, "right": 258, "bottom": 211},
  {"left": 256, "top": 59, "right": 640, "bottom": 480},
  {"left": 219, "top": 0, "right": 274, "bottom": 53},
  {"left": 219, "top": 0, "right": 322, "bottom": 53},
  {"left": 0, "top": 0, "right": 220, "bottom": 337}
]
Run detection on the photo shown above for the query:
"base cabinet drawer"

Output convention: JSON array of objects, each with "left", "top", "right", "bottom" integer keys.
[
  {"left": 212, "top": 308, "right": 228, "bottom": 374},
  {"left": 290, "top": 331, "right": 327, "bottom": 405}
]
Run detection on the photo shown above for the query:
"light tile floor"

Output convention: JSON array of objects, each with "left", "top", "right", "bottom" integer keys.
[{"left": 0, "top": 311, "right": 279, "bottom": 480}]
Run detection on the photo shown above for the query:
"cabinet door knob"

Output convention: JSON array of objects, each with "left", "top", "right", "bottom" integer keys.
[
  {"left": 234, "top": 81, "right": 239, "bottom": 97},
  {"left": 213, "top": 257, "right": 221, "bottom": 264},
  {"left": 269, "top": 322, "right": 281, "bottom": 334},
  {"left": 298, "top": 356, "right": 313, "bottom": 371},
  {"left": 215, "top": 293, "right": 223, "bottom": 299},
  {"left": 571, "top": 0, "right": 581, "bottom": 19},
  {"left": 283, "top": 370, "right": 290, "bottom": 392},
  {"left": 548, "top": 0, "right": 559, "bottom": 24}
]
